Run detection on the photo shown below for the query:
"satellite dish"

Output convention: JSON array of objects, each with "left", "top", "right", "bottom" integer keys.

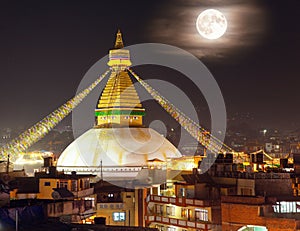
[{"left": 51, "top": 191, "right": 61, "bottom": 200}]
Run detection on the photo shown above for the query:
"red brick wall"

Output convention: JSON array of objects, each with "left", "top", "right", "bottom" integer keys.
[{"left": 221, "top": 202, "right": 298, "bottom": 231}]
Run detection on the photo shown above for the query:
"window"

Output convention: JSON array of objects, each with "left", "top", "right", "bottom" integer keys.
[
  {"left": 83, "top": 178, "right": 90, "bottom": 189},
  {"left": 180, "top": 188, "right": 186, "bottom": 197},
  {"left": 156, "top": 204, "right": 163, "bottom": 215},
  {"left": 59, "top": 181, "right": 68, "bottom": 189},
  {"left": 273, "top": 201, "right": 300, "bottom": 213},
  {"left": 108, "top": 193, "right": 114, "bottom": 198},
  {"left": 195, "top": 209, "right": 208, "bottom": 221},
  {"left": 113, "top": 212, "right": 126, "bottom": 221},
  {"left": 133, "top": 116, "right": 138, "bottom": 120},
  {"left": 155, "top": 225, "right": 164, "bottom": 231},
  {"left": 166, "top": 206, "right": 175, "bottom": 216},
  {"left": 181, "top": 208, "right": 188, "bottom": 218},
  {"left": 241, "top": 188, "right": 252, "bottom": 196},
  {"left": 167, "top": 227, "right": 175, "bottom": 231},
  {"left": 124, "top": 116, "right": 129, "bottom": 119},
  {"left": 44, "top": 182, "right": 51, "bottom": 186},
  {"left": 71, "top": 180, "right": 77, "bottom": 191}
]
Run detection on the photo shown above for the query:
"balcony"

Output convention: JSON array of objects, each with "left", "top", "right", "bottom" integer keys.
[
  {"left": 47, "top": 199, "right": 94, "bottom": 218},
  {"left": 148, "top": 195, "right": 211, "bottom": 207},
  {"left": 145, "top": 215, "right": 211, "bottom": 230},
  {"left": 72, "top": 187, "right": 94, "bottom": 198}
]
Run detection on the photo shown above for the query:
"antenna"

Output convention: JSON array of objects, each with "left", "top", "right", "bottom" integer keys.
[{"left": 100, "top": 160, "right": 103, "bottom": 181}]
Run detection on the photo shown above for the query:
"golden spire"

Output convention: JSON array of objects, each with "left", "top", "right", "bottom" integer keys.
[
  {"left": 114, "top": 29, "right": 124, "bottom": 49},
  {"left": 95, "top": 31, "right": 145, "bottom": 128}
]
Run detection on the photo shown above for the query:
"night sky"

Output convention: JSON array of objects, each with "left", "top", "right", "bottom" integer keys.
[{"left": 0, "top": 0, "right": 299, "bottom": 131}]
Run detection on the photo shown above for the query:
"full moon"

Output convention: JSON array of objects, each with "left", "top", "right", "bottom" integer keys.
[{"left": 196, "top": 9, "right": 227, "bottom": 40}]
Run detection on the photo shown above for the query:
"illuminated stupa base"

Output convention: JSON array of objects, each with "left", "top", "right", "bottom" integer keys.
[{"left": 57, "top": 127, "right": 181, "bottom": 179}]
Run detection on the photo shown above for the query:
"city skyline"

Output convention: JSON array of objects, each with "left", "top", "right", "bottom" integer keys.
[{"left": 0, "top": 2, "right": 300, "bottom": 230}]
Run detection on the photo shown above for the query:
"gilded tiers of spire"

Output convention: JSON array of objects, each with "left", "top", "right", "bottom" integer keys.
[
  {"left": 97, "top": 71, "right": 142, "bottom": 109},
  {"left": 95, "top": 30, "right": 145, "bottom": 128}
]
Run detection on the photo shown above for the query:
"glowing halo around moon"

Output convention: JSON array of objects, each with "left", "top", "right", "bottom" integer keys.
[{"left": 196, "top": 9, "right": 227, "bottom": 40}]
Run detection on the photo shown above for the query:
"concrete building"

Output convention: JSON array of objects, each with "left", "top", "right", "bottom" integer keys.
[
  {"left": 9, "top": 166, "right": 96, "bottom": 222},
  {"left": 92, "top": 181, "right": 139, "bottom": 226},
  {"left": 222, "top": 196, "right": 300, "bottom": 231},
  {"left": 145, "top": 178, "right": 221, "bottom": 231}
]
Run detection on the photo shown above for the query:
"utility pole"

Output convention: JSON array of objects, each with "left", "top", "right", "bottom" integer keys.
[
  {"left": 6, "top": 153, "right": 10, "bottom": 174},
  {"left": 15, "top": 210, "right": 18, "bottom": 231}
]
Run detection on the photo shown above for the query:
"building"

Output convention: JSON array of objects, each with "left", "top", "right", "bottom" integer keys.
[
  {"left": 9, "top": 164, "right": 96, "bottom": 222},
  {"left": 92, "top": 181, "right": 137, "bottom": 226},
  {"left": 145, "top": 176, "right": 221, "bottom": 231},
  {"left": 221, "top": 195, "right": 300, "bottom": 231}
]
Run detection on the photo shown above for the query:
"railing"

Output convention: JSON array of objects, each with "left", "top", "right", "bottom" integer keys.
[
  {"left": 98, "top": 202, "right": 124, "bottom": 210},
  {"left": 145, "top": 215, "right": 211, "bottom": 230},
  {"left": 148, "top": 195, "right": 211, "bottom": 207},
  {"left": 57, "top": 165, "right": 143, "bottom": 174},
  {"left": 213, "top": 171, "right": 290, "bottom": 179},
  {"left": 47, "top": 199, "right": 94, "bottom": 217}
]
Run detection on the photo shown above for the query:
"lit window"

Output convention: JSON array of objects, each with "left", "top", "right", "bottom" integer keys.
[
  {"left": 273, "top": 201, "right": 300, "bottom": 213},
  {"left": 108, "top": 193, "right": 114, "bottom": 198},
  {"left": 124, "top": 116, "right": 129, "bottom": 119},
  {"left": 166, "top": 206, "right": 175, "bottom": 216},
  {"left": 133, "top": 116, "right": 138, "bottom": 120},
  {"left": 195, "top": 208, "right": 208, "bottom": 221},
  {"left": 181, "top": 208, "right": 188, "bottom": 218},
  {"left": 113, "top": 212, "right": 126, "bottom": 221},
  {"left": 167, "top": 227, "right": 175, "bottom": 231}
]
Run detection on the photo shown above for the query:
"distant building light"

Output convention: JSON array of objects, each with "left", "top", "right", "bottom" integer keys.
[
  {"left": 113, "top": 212, "right": 126, "bottom": 221},
  {"left": 108, "top": 193, "right": 114, "bottom": 198}
]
